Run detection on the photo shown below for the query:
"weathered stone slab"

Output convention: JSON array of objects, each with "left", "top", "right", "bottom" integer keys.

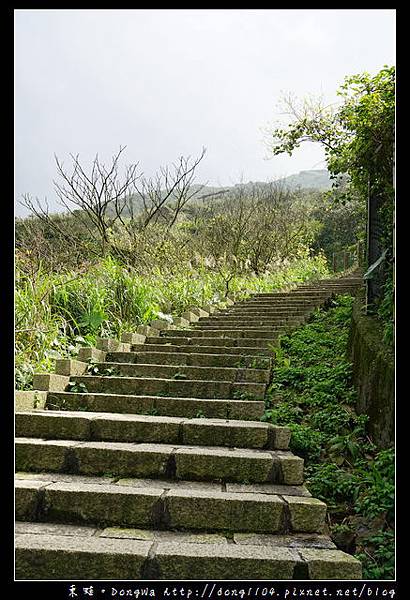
[
  {"left": 234, "top": 532, "right": 336, "bottom": 549},
  {"left": 131, "top": 343, "right": 270, "bottom": 356},
  {"left": 73, "top": 441, "right": 172, "bottom": 478},
  {"left": 166, "top": 378, "right": 232, "bottom": 399},
  {"left": 100, "top": 362, "right": 269, "bottom": 384},
  {"left": 268, "top": 425, "right": 292, "bottom": 450},
  {"left": 69, "top": 375, "right": 167, "bottom": 396},
  {"left": 16, "top": 472, "right": 117, "bottom": 485},
  {"left": 96, "top": 338, "right": 131, "bottom": 352},
  {"left": 174, "top": 446, "right": 273, "bottom": 483},
  {"left": 182, "top": 418, "right": 269, "bottom": 449},
  {"left": 298, "top": 548, "right": 362, "bottom": 579},
  {"left": 55, "top": 359, "right": 87, "bottom": 377},
  {"left": 226, "top": 482, "right": 311, "bottom": 497},
  {"left": 32, "top": 373, "right": 69, "bottom": 392},
  {"left": 136, "top": 325, "right": 154, "bottom": 337},
  {"left": 166, "top": 489, "right": 285, "bottom": 532},
  {"left": 100, "top": 527, "right": 155, "bottom": 540},
  {"left": 15, "top": 480, "right": 49, "bottom": 520},
  {"left": 121, "top": 332, "right": 146, "bottom": 344},
  {"left": 15, "top": 391, "right": 47, "bottom": 411},
  {"left": 43, "top": 481, "right": 162, "bottom": 527},
  {"left": 90, "top": 413, "right": 182, "bottom": 444},
  {"left": 154, "top": 542, "right": 297, "bottom": 579},
  {"left": 15, "top": 521, "right": 98, "bottom": 537},
  {"left": 15, "top": 533, "right": 151, "bottom": 579},
  {"left": 181, "top": 311, "right": 199, "bottom": 322},
  {"left": 150, "top": 319, "right": 174, "bottom": 331},
  {"left": 273, "top": 451, "right": 304, "bottom": 485},
  {"left": 100, "top": 528, "right": 228, "bottom": 544},
  {"left": 15, "top": 411, "right": 92, "bottom": 440},
  {"left": 150, "top": 396, "right": 265, "bottom": 421},
  {"left": 283, "top": 495, "right": 327, "bottom": 533},
  {"left": 116, "top": 478, "right": 222, "bottom": 492},
  {"left": 47, "top": 392, "right": 156, "bottom": 415},
  {"left": 15, "top": 438, "right": 79, "bottom": 472},
  {"left": 77, "top": 346, "right": 106, "bottom": 362},
  {"left": 172, "top": 317, "right": 190, "bottom": 328},
  {"left": 201, "top": 304, "right": 216, "bottom": 314}
]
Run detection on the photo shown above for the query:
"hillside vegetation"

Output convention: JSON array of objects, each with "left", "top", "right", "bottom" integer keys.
[
  {"left": 264, "top": 296, "right": 394, "bottom": 579},
  {"left": 15, "top": 142, "right": 367, "bottom": 392}
]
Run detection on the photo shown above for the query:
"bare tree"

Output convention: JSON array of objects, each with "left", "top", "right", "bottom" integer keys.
[
  {"left": 21, "top": 146, "right": 141, "bottom": 256},
  {"left": 129, "top": 148, "right": 207, "bottom": 229},
  {"left": 20, "top": 146, "right": 207, "bottom": 259}
]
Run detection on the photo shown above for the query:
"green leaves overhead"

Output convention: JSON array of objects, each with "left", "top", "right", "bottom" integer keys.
[{"left": 268, "top": 66, "right": 395, "bottom": 202}]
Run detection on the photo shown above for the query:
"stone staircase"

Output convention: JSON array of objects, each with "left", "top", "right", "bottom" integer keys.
[{"left": 15, "top": 274, "right": 364, "bottom": 580}]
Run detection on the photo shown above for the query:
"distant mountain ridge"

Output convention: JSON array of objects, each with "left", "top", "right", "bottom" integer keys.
[
  {"left": 276, "top": 169, "right": 332, "bottom": 190},
  {"left": 104, "top": 170, "right": 333, "bottom": 217},
  {"left": 191, "top": 170, "right": 332, "bottom": 201}
]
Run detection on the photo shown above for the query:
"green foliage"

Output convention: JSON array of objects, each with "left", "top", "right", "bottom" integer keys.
[
  {"left": 268, "top": 66, "right": 395, "bottom": 323},
  {"left": 264, "top": 295, "right": 395, "bottom": 579},
  {"left": 355, "top": 530, "right": 395, "bottom": 580},
  {"left": 310, "top": 191, "right": 366, "bottom": 262},
  {"left": 269, "top": 66, "right": 395, "bottom": 205},
  {"left": 333, "top": 67, "right": 395, "bottom": 202},
  {"left": 355, "top": 449, "right": 395, "bottom": 521},
  {"left": 66, "top": 381, "right": 88, "bottom": 393},
  {"left": 15, "top": 251, "right": 330, "bottom": 390},
  {"left": 377, "top": 272, "right": 394, "bottom": 346}
]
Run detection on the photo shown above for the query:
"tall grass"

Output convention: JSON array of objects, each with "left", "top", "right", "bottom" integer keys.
[{"left": 15, "top": 253, "right": 330, "bottom": 389}]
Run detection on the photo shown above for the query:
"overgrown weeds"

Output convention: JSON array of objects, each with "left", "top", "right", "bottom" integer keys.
[{"left": 15, "top": 253, "right": 329, "bottom": 390}]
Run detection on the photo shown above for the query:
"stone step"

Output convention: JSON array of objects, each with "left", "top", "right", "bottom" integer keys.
[
  {"left": 231, "top": 294, "right": 350, "bottom": 308},
  {"left": 233, "top": 295, "right": 321, "bottom": 302},
  {"left": 90, "top": 361, "right": 270, "bottom": 383},
  {"left": 297, "top": 280, "right": 362, "bottom": 286},
  {"left": 45, "top": 391, "right": 266, "bottom": 420},
  {"left": 192, "top": 325, "right": 284, "bottom": 333},
  {"left": 296, "top": 286, "right": 359, "bottom": 291},
  {"left": 145, "top": 336, "right": 276, "bottom": 348},
  {"left": 252, "top": 291, "right": 331, "bottom": 297},
  {"left": 213, "top": 315, "right": 306, "bottom": 322},
  {"left": 161, "top": 329, "right": 281, "bottom": 339},
  {"left": 107, "top": 351, "right": 272, "bottom": 369},
  {"left": 15, "top": 522, "right": 362, "bottom": 579},
  {"left": 15, "top": 472, "right": 312, "bottom": 497},
  {"left": 230, "top": 299, "right": 323, "bottom": 308},
  {"left": 217, "top": 308, "right": 308, "bottom": 315},
  {"left": 196, "top": 317, "right": 302, "bottom": 327},
  {"left": 251, "top": 288, "right": 357, "bottom": 298},
  {"left": 68, "top": 375, "right": 267, "bottom": 400},
  {"left": 233, "top": 297, "right": 318, "bottom": 304},
  {"left": 258, "top": 288, "right": 357, "bottom": 295},
  {"left": 131, "top": 343, "right": 272, "bottom": 356},
  {"left": 16, "top": 410, "right": 290, "bottom": 449},
  {"left": 15, "top": 478, "right": 326, "bottom": 534},
  {"left": 15, "top": 438, "right": 305, "bottom": 484}
]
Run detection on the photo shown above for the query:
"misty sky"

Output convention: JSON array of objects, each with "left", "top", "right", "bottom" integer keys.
[{"left": 14, "top": 9, "right": 395, "bottom": 216}]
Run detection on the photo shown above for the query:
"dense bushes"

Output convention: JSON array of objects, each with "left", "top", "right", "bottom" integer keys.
[{"left": 263, "top": 296, "right": 395, "bottom": 579}]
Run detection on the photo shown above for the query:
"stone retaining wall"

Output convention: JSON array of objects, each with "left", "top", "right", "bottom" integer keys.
[{"left": 348, "top": 296, "right": 394, "bottom": 448}]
